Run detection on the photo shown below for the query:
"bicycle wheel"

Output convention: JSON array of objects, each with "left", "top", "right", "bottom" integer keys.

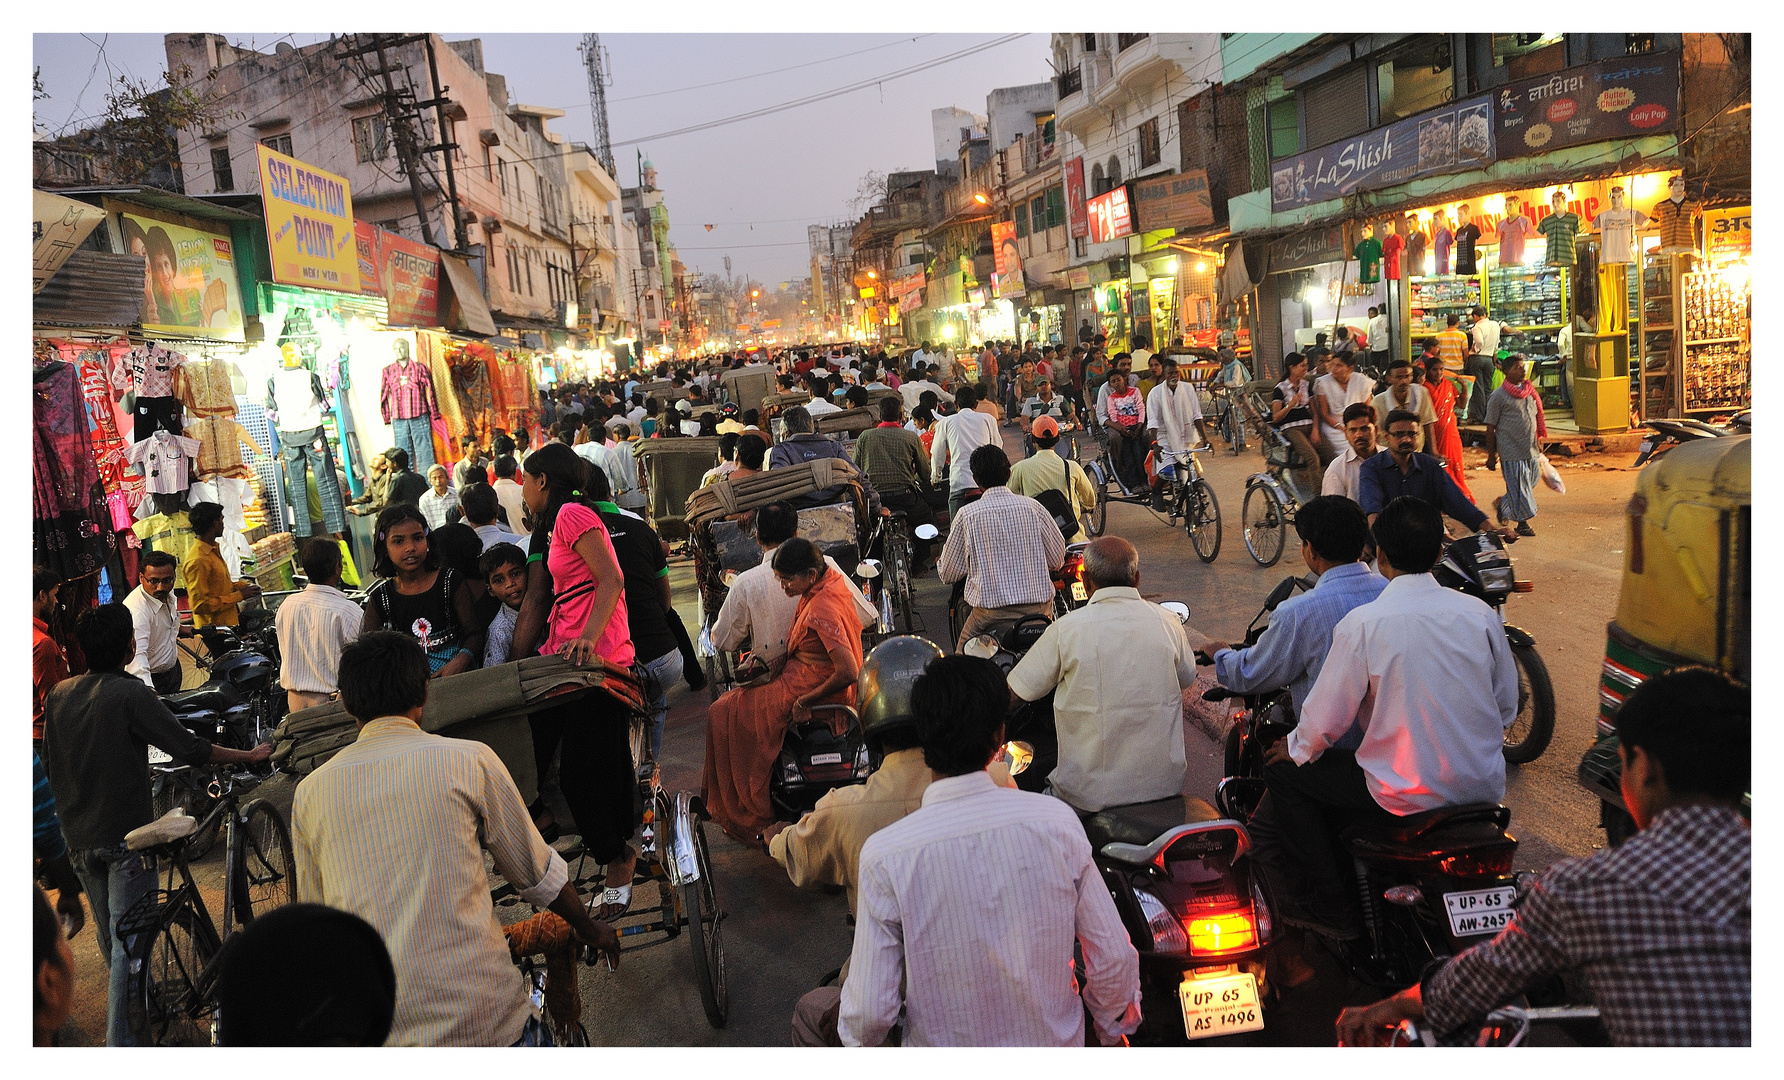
[
  {"left": 232, "top": 798, "right": 295, "bottom": 927},
  {"left": 1242, "top": 483, "right": 1288, "bottom": 568},
  {"left": 1085, "top": 471, "right": 1107, "bottom": 537},
  {"left": 891, "top": 533, "right": 915, "bottom": 635},
  {"left": 1502, "top": 642, "right": 1557, "bottom": 764},
  {"left": 130, "top": 905, "right": 219, "bottom": 1046},
  {"left": 1187, "top": 479, "right": 1222, "bottom": 563},
  {"left": 682, "top": 815, "right": 728, "bottom": 1028}
]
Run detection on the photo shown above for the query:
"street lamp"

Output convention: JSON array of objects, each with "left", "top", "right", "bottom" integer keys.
[{"left": 972, "top": 192, "right": 989, "bottom": 205}]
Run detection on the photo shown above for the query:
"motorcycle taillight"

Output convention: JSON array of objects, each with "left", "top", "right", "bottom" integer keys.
[
  {"left": 1182, "top": 906, "right": 1259, "bottom": 957},
  {"left": 1439, "top": 850, "right": 1516, "bottom": 877}
]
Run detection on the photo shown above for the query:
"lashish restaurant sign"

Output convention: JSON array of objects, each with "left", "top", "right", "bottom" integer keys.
[
  {"left": 1271, "top": 94, "right": 1493, "bottom": 212},
  {"left": 1268, "top": 224, "right": 1350, "bottom": 273},
  {"left": 1493, "top": 52, "right": 1681, "bottom": 158}
]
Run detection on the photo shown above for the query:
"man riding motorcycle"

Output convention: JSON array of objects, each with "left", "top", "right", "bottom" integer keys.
[
  {"left": 1338, "top": 666, "right": 1750, "bottom": 1046},
  {"left": 1006, "top": 536, "right": 1198, "bottom": 813},
  {"left": 1252, "top": 496, "right": 1517, "bottom": 943}
]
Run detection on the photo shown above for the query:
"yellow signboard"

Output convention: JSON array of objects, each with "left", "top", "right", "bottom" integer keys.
[
  {"left": 1703, "top": 206, "right": 1751, "bottom": 264},
  {"left": 255, "top": 144, "right": 359, "bottom": 292}
]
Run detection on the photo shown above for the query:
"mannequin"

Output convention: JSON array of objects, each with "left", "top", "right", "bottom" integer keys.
[
  {"left": 1594, "top": 186, "right": 1649, "bottom": 266},
  {"left": 1353, "top": 223, "right": 1383, "bottom": 284},
  {"left": 379, "top": 336, "right": 441, "bottom": 473},
  {"left": 1497, "top": 195, "right": 1531, "bottom": 266},
  {"left": 1536, "top": 190, "right": 1581, "bottom": 267},
  {"left": 1402, "top": 212, "right": 1427, "bottom": 277},
  {"left": 266, "top": 342, "right": 346, "bottom": 540},
  {"left": 1452, "top": 203, "right": 1483, "bottom": 276},
  {"left": 1382, "top": 214, "right": 1406, "bottom": 281},
  {"left": 1652, "top": 176, "right": 1701, "bottom": 254},
  {"left": 1432, "top": 210, "right": 1454, "bottom": 276}
]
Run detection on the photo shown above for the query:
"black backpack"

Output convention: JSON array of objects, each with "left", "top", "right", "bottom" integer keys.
[{"left": 1031, "top": 451, "right": 1081, "bottom": 541}]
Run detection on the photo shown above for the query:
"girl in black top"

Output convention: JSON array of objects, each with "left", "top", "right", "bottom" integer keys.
[{"left": 362, "top": 504, "right": 483, "bottom": 677}]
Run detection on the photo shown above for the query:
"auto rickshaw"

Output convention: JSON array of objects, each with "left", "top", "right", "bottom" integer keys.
[{"left": 1576, "top": 434, "right": 1749, "bottom": 843}]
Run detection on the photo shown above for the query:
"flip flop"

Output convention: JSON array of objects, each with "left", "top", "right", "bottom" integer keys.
[{"left": 595, "top": 885, "right": 632, "bottom": 919}]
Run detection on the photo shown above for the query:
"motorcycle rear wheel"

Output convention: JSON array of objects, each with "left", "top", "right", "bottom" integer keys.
[{"left": 1502, "top": 642, "right": 1557, "bottom": 764}]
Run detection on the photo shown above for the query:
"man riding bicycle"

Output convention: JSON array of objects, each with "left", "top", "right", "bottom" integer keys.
[
  {"left": 1143, "top": 359, "right": 1211, "bottom": 513},
  {"left": 852, "top": 396, "right": 937, "bottom": 571}
]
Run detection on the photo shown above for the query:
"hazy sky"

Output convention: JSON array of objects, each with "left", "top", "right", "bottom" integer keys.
[{"left": 33, "top": 32, "right": 1053, "bottom": 284}]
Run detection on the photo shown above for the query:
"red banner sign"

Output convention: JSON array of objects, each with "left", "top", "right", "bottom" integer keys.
[
  {"left": 367, "top": 226, "right": 441, "bottom": 327},
  {"left": 1086, "top": 187, "right": 1133, "bottom": 244},
  {"left": 1065, "top": 157, "right": 1089, "bottom": 239}
]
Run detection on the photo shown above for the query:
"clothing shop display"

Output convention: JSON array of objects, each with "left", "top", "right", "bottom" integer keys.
[
  {"left": 1382, "top": 230, "right": 1405, "bottom": 281},
  {"left": 279, "top": 427, "right": 348, "bottom": 538},
  {"left": 492, "top": 352, "right": 539, "bottom": 432},
  {"left": 268, "top": 366, "right": 329, "bottom": 435},
  {"left": 1538, "top": 210, "right": 1581, "bottom": 267},
  {"left": 34, "top": 358, "right": 117, "bottom": 582},
  {"left": 58, "top": 340, "right": 143, "bottom": 529},
  {"left": 185, "top": 416, "right": 263, "bottom": 481},
  {"left": 1434, "top": 225, "right": 1454, "bottom": 276},
  {"left": 381, "top": 345, "right": 442, "bottom": 473},
  {"left": 1652, "top": 194, "right": 1701, "bottom": 254},
  {"left": 1405, "top": 227, "right": 1428, "bottom": 274},
  {"left": 1498, "top": 213, "right": 1532, "bottom": 266},
  {"left": 124, "top": 431, "right": 202, "bottom": 496},
  {"left": 449, "top": 343, "right": 498, "bottom": 446},
  {"left": 134, "top": 395, "right": 185, "bottom": 437},
  {"left": 1353, "top": 234, "right": 1383, "bottom": 284},
  {"left": 1453, "top": 220, "right": 1482, "bottom": 275},
  {"left": 111, "top": 343, "right": 186, "bottom": 400}
]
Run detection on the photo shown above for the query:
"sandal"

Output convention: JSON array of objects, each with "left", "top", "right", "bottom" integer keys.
[{"left": 596, "top": 885, "right": 632, "bottom": 919}]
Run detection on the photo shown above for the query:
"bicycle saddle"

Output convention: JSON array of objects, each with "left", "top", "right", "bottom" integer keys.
[{"left": 126, "top": 808, "right": 202, "bottom": 851}]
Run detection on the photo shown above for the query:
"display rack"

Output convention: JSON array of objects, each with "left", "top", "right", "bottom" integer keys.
[
  {"left": 1486, "top": 265, "right": 1568, "bottom": 332},
  {"left": 1407, "top": 274, "right": 1482, "bottom": 338},
  {"left": 1635, "top": 252, "right": 1674, "bottom": 420},
  {"left": 1680, "top": 270, "right": 1750, "bottom": 414}
]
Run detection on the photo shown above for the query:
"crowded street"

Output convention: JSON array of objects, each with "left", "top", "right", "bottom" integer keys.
[{"left": 31, "top": 27, "right": 1749, "bottom": 1052}]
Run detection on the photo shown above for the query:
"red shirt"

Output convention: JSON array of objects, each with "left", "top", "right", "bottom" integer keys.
[
  {"left": 1382, "top": 233, "right": 1405, "bottom": 280},
  {"left": 32, "top": 617, "right": 68, "bottom": 742}
]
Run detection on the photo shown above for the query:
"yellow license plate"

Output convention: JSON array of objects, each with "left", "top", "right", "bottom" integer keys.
[
  {"left": 1179, "top": 972, "right": 1263, "bottom": 1040},
  {"left": 1070, "top": 581, "right": 1087, "bottom": 602}
]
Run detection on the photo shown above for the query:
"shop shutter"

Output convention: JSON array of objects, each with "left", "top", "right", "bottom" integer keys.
[
  {"left": 1300, "top": 65, "right": 1370, "bottom": 150},
  {"left": 1254, "top": 275, "right": 1283, "bottom": 381}
]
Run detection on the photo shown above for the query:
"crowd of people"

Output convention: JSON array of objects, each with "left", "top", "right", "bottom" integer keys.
[{"left": 30, "top": 336, "right": 1747, "bottom": 1048}]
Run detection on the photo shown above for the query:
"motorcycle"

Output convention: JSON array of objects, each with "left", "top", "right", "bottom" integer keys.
[
  {"left": 768, "top": 703, "right": 871, "bottom": 824},
  {"left": 149, "top": 623, "right": 284, "bottom": 859},
  {"left": 1632, "top": 411, "right": 1749, "bottom": 467},
  {"left": 1430, "top": 531, "right": 1555, "bottom": 764},
  {"left": 989, "top": 603, "right": 1271, "bottom": 1044}
]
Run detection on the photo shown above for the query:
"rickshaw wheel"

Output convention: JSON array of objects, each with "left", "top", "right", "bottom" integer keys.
[
  {"left": 1243, "top": 483, "right": 1287, "bottom": 567},
  {"left": 684, "top": 816, "right": 728, "bottom": 1027}
]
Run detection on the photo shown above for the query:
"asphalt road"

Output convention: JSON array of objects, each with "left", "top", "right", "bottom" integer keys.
[{"left": 55, "top": 427, "right": 1638, "bottom": 1047}]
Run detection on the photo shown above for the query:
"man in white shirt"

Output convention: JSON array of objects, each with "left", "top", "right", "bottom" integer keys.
[
  {"left": 1312, "top": 352, "right": 1376, "bottom": 460},
  {"left": 123, "top": 551, "right": 187, "bottom": 694},
  {"left": 275, "top": 538, "right": 367, "bottom": 712},
  {"left": 711, "top": 503, "right": 878, "bottom": 661},
  {"left": 1144, "top": 359, "right": 1210, "bottom": 512},
  {"left": 928, "top": 385, "right": 1001, "bottom": 520},
  {"left": 1008, "top": 537, "right": 1196, "bottom": 812},
  {"left": 1367, "top": 305, "right": 1391, "bottom": 371},
  {"left": 1258, "top": 496, "right": 1517, "bottom": 937},
  {"left": 1321, "top": 402, "right": 1383, "bottom": 502},
  {"left": 490, "top": 455, "right": 530, "bottom": 534},
  {"left": 1371, "top": 358, "right": 1439, "bottom": 454},
  {"left": 839, "top": 654, "right": 1141, "bottom": 1046},
  {"left": 1465, "top": 305, "right": 1502, "bottom": 423},
  {"left": 898, "top": 363, "right": 954, "bottom": 412}
]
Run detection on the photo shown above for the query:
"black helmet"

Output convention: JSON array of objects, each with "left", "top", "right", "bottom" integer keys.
[{"left": 858, "top": 636, "right": 944, "bottom": 739}]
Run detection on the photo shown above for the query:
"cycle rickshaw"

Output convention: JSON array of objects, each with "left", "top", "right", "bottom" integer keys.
[
  {"left": 634, "top": 436, "right": 723, "bottom": 545},
  {"left": 1078, "top": 397, "right": 1223, "bottom": 562},
  {"left": 1237, "top": 384, "right": 1316, "bottom": 567}
]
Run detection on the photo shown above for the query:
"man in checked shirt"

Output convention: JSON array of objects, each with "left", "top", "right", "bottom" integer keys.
[{"left": 1338, "top": 666, "right": 1749, "bottom": 1046}]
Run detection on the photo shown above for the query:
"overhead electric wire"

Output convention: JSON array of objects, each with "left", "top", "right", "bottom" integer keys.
[{"left": 605, "top": 35, "right": 935, "bottom": 104}]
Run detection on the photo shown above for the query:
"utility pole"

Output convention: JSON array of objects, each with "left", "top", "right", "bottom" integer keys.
[
  {"left": 335, "top": 34, "right": 439, "bottom": 248},
  {"left": 419, "top": 35, "right": 468, "bottom": 252}
]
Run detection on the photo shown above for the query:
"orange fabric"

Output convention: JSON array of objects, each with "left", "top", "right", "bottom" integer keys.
[
  {"left": 33, "top": 618, "right": 68, "bottom": 741},
  {"left": 503, "top": 911, "right": 582, "bottom": 1043},
  {"left": 1426, "top": 376, "right": 1474, "bottom": 500},
  {"left": 701, "top": 568, "right": 864, "bottom": 844}
]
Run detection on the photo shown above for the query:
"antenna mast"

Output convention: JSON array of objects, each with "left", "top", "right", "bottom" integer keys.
[{"left": 580, "top": 34, "right": 616, "bottom": 177}]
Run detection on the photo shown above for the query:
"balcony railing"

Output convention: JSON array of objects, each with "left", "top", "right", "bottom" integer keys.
[
  {"left": 1117, "top": 33, "right": 1149, "bottom": 52},
  {"left": 1057, "top": 67, "right": 1083, "bottom": 97}
]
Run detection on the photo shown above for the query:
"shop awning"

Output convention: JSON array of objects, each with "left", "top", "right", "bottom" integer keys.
[
  {"left": 34, "top": 250, "right": 147, "bottom": 328},
  {"left": 438, "top": 252, "right": 496, "bottom": 336},
  {"left": 34, "top": 190, "right": 109, "bottom": 294}
]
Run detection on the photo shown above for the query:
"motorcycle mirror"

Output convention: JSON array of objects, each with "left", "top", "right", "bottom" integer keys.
[
  {"left": 913, "top": 524, "right": 940, "bottom": 540},
  {"left": 1001, "top": 740, "right": 1034, "bottom": 776},
  {"left": 855, "top": 560, "right": 882, "bottom": 579},
  {"left": 1262, "top": 576, "right": 1299, "bottom": 612},
  {"left": 1159, "top": 601, "right": 1190, "bottom": 624},
  {"left": 963, "top": 634, "right": 1001, "bottom": 660},
  {"left": 721, "top": 570, "right": 740, "bottom": 587}
]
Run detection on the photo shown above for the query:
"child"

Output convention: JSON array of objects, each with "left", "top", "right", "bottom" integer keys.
[
  {"left": 362, "top": 504, "right": 483, "bottom": 677},
  {"left": 478, "top": 542, "right": 528, "bottom": 667}
]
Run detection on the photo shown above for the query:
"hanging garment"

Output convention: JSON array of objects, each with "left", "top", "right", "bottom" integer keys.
[
  {"left": 451, "top": 344, "right": 498, "bottom": 445},
  {"left": 124, "top": 431, "right": 203, "bottom": 495},
  {"left": 174, "top": 357, "right": 242, "bottom": 417},
  {"left": 493, "top": 352, "right": 537, "bottom": 428},
  {"left": 188, "top": 477, "right": 255, "bottom": 532},
  {"left": 185, "top": 415, "right": 264, "bottom": 480},
  {"left": 380, "top": 357, "right": 442, "bottom": 422},
  {"left": 267, "top": 367, "right": 329, "bottom": 434},
  {"left": 132, "top": 511, "right": 199, "bottom": 590},
  {"left": 60, "top": 342, "right": 143, "bottom": 529},
  {"left": 34, "top": 360, "right": 117, "bottom": 581},
  {"left": 111, "top": 342, "right": 187, "bottom": 399},
  {"left": 419, "top": 332, "right": 469, "bottom": 441}
]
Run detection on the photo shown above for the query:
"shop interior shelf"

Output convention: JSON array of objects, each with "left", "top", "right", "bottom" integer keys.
[{"left": 1685, "top": 336, "right": 1743, "bottom": 345}]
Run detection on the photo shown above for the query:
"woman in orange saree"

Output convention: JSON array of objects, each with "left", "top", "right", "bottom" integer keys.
[
  {"left": 702, "top": 538, "right": 864, "bottom": 847},
  {"left": 1422, "top": 355, "right": 1475, "bottom": 501}
]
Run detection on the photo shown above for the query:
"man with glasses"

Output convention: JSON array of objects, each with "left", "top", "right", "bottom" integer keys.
[{"left": 1359, "top": 410, "right": 1518, "bottom": 543}]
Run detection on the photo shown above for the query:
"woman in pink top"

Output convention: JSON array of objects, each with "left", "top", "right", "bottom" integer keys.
[
  {"left": 1101, "top": 370, "right": 1148, "bottom": 490},
  {"left": 520, "top": 441, "right": 639, "bottom": 915}
]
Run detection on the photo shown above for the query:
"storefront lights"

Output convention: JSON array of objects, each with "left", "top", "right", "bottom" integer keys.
[{"left": 1195, "top": 261, "right": 1207, "bottom": 273}]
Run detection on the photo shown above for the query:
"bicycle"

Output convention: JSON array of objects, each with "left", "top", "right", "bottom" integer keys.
[
  {"left": 119, "top": 764, "right": 296, "bottom": 1045},
  {"left": 1165, "top": 447, "right": 1224, "bottom": 563},
  {"left": 1238, "top": 389, "right": 1313, "bottom": 568},
  {"left": 1209, "top": 383, "right": 1248, "bottom": 453}
]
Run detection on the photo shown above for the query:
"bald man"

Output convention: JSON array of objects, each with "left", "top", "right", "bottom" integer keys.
[{"left": 1005, "top": 537, "right": 1200, "bottom": 813}]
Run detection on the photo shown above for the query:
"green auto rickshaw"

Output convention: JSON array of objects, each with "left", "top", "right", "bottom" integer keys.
[{"left": 1577, "top": 434, "right": 1749, "bottom": 843}]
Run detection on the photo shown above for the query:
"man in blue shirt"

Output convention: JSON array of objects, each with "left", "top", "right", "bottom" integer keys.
[
  {"left": 1184, "top": 496, "right": 1386, "bottom": 729},
  {"left": 1360, "top": 410, "right": 1518, "bottom": 543}
]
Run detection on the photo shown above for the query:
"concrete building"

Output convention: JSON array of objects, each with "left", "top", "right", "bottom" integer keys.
[
  {"left": 930, "top": 106, "right": 985, "bottom": 178},
  {"left": 565, "top": 140, "right": 635, "bottom": 344},
  {"left": 620, "top": 158, "right": 676, "bottom": 354}
]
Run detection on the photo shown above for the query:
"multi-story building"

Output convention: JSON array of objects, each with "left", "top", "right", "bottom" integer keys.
[
  {"left": 565, "top": 140, "right": 634, "bottom": 347},
  {"left": 1208, "top": 32, "right": 1747, "bottom": 424},
  {"left": 1051, "top": 33, "right": 1224, "bottom": 352},
  {"left": 621, "top": 159, "right": 678, "bottom": 355}
]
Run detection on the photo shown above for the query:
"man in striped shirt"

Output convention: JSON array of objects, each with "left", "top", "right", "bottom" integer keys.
[
  {"left": 292, "top": 632, "right": 619, "bottom": 1045},
  {"left": 840, "top": 655, "right": 1142, "bottom": 1046}
]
